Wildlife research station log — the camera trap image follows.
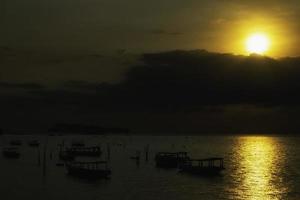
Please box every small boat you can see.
[71,140,85,147]
[65,146,101,157]
[2,147,20,158]
[10,140,22,146]
[179,157,225,175]
[65,161,111,179]
[28,140,40,147]
[130,156,140,160]
[155,152,189,168]
[130,150,140,161]
[59,151,75,161]
[56,163,65,167]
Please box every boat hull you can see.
[66,167,111,179]
[2,151,20,158]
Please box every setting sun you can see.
[246,33,270,54]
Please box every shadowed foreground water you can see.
[0,135,300,200]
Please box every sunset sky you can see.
[1,0,300,57]
[1,1,300,132]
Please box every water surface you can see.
[1,135,299,199]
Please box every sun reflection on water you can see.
[236,136,287,200]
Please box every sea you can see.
[0,134,300,200]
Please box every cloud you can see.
[119,50,300,109]
[5,49,300,110]
[2,50,300,133]
[0,81,44,90]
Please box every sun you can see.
[246,33,270,55]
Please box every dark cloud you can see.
[0,81,44,90]
[120,50,300,109]
[2,50,300,133]
[4,49,300,110]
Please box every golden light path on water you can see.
[236,136,287,200]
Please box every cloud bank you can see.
[2,50,300,133]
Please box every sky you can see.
[1,0,300,55]
[0,0,300,85]
[1,1,300,133]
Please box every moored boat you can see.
[155,152,189,168]
[2,147,20,158]
[65,161,111,179]
[59,150,75,161]
[65,146,101,157]
[28,140,40,147]
[10,140,22,146]
[71,140,85,147]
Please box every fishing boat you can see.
[179,157,225,175]
[56,162,65,167]
[130,150,140,161]
[65,146,101,157]
[65,161,111,179]
[2,147,20,158]
[71,140,85,147]
[155,152,189,168]
[10,140,22,146]
[28,140,40,147]
[59,150,75,161]
[130,155,140,160]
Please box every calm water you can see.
[1,135,300,200]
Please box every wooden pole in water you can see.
[49,150,52,160]
[43,137,47,177]
[107,143,110,161]
[145,144,149,162]
[136,150,140,166]
[38,148,41,166]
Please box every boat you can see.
[65,161,111,179]
[130,150,140,161]
[155,152,189,168]
[179,157,225,175]
[130,156,140,160]
[10,140,22,146]
[65,146,101,157]
[71,140,85,147]
[59,150,75,161]
[56,162,65,167]
[2,147,20,158]
[28,140,40,147]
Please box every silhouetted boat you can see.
[179,157,225,175]
[59,151,75,161]
[56,162,65,167]
[130,156,140,160]
[130,150,140,161]
[28,140,40,147]
[10,140,22,146]
[71,140,85,147]
[2,147,20,158]
[155,152,189,168]
[65,161,111,179]
[65,146,101,157]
